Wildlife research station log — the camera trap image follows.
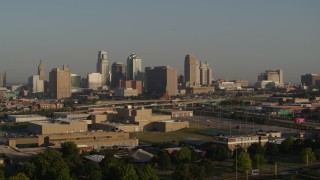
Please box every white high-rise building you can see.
[127,53,142,81]
[87,73,103,90]
[97,51,109,85]
[28,75,44,94]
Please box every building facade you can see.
[119,80,143,95]
[28,75,44,94]
[49,65,71,99]
[87,73,103,90]
[199,61,213,86]
[258,69,283,85]
[301,73,319,87]
[97,51,109,85]
[0,72,6,87]
[184,54,200,87]
[145,66,178,96]
[38,60,45,81]
[71,74,81,88]
[126,53,142,81]
[111,62,126,89]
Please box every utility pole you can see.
[236,148,238,180]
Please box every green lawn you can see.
[130,127,214,144]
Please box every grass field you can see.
[130,127,214,144]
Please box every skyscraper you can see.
[145,66,178,96]
[111,62,126,89]
[38,60,45,81]
[184,54,200,87]
[49,65,71,99]
[0,72,6,87]
[71,74,81,88]
[301,73,319,86]
[87,73,103,90]
[199,61,213,86]
[97,51,109,85]
[127,53,142,81]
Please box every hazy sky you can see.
[0,1,319,84]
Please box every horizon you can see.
[0,1,319,84]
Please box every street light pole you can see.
[236,147,238,180]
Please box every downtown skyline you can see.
[0,1,319,84]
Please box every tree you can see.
[213,145,229,165]
[301,148,316,165]
[61,141,80,160]
[200,159,214,177]
[27,149,71,180]
[293,139,305,153]
[60,142,82,177]
[22,162,36,179]
[120,164,138,180]
[280,137,294,154]
[237,152,252,175]
[247,143,265,157]
[9,173,29,180]
[304,138,315,149]
[83,161,102,180]
[174,147,192,164]
[232,147,246,159]
[172,164,192,180]
[139,165,159,180]
[315,149,320,161]
[265,143,279,158]
[0,165,4,180]
[190,164,205,180]
[252,154,266,169]
[100,156,122,180]
[156,150,172,168]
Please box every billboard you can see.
[295,118,305,124]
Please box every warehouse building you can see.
[8,115,47,123]
[28,119,88,135]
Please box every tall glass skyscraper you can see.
[126,53,142,81]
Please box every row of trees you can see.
[4,142,159,180]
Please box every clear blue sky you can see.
[0,0,319,84]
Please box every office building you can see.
[87,73,103,90]
[127,53,142,81]
[213,135,268,152]
[257,70,286,89]
[119,80,143,95]
[8,115,47,123]
[184,54,200,87]
[38,60,45,81]
[316,80,320,89]
[114,88,138,97]
[199,61,213,86]
[28,75,44,94]
[145,66,178,96]
[49,65,71,99]
[111,62,126,89]
[71,74,81,88]
[258,69,283,84]
[96,51,109,85]
[8,131,138,150]
[0,72,6,87]
[301,73,319,86]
